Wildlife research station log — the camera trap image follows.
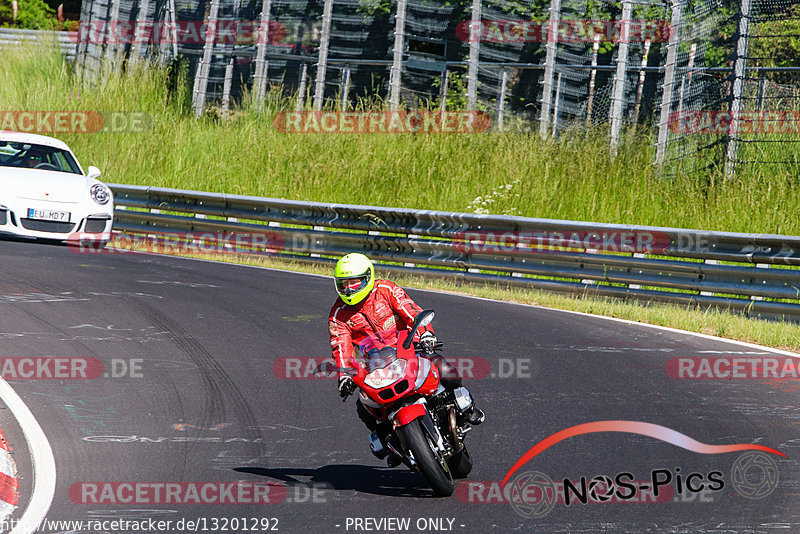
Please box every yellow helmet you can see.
[334,253,375,305]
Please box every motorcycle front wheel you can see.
[397,419,455,496]
[447,445,473,478]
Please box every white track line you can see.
[0,379,56,534]
[126,250,800,358]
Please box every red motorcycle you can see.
[321,310,476,496]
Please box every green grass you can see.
[2,43,800,351]
[1,43,798,235]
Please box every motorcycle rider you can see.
[329,252,485,466]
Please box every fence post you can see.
[726,0,752,177]
[552,72,563,138]
[497,69,508,131]
[466,0,481,110]
[296,63,308,111]
[130,0,151,64]
[340,67,351,110]
[655,0,682,165]
[677,42,696,119]
[633,39,651,126]
[389,0,407,111]
[103,0,122,73]
[755,71,766,111]
[586,34,600,125]
[439,69,450,111]
[313,0,334,111]
[221,57,234,119]
[253,0,273,105]
[167,0,178,58]
[192,0,221,118]
[609,0,633,155]
[539,0,561,138]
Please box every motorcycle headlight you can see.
[90,184,111,205]
[364,359,407,389]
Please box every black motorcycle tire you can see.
[398,419,455,496]
[447,446,473,478]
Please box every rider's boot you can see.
[453,386,485,426]
[369,428,403,467]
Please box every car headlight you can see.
[364,359,407,389]
[90,184,111,205]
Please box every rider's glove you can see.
[419,331,437,352]
[338,376,356,400]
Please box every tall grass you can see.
[2,42,799,235]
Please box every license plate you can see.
[27,208,71,222]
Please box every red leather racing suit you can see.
[328,279,433,379]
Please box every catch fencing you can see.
[107,183,800,321]
[6,0,796,175]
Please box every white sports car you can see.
[0,131,113,245]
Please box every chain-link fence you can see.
[73,0,800,173]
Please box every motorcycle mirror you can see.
[403,309,435,350]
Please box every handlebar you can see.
[414,340,444,353]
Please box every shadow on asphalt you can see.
[235,465,440,498]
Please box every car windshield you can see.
[0,141,82,174]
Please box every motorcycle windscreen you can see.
[354,327,401,372]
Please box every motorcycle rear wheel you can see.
[398,419,455,496]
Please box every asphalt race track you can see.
[0,238,797,533]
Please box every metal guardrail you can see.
[0,28,78,61]
[107,183,800,320]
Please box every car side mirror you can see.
[87,166,102,179]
